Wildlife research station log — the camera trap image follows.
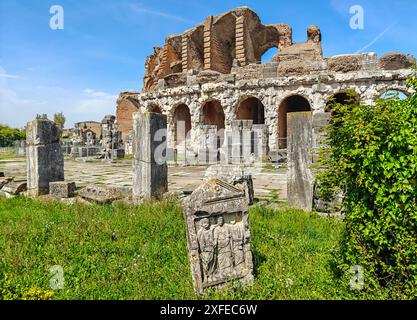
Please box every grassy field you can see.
[0,153,24,160]
[0,196,362,300]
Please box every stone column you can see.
[132,112,168,200]
[198,125,217,164]
[231,120,243,164]
[287,112,313,212]
[253,124,269,162]
[241,120,253,164]
[26,119,64,197]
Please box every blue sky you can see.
[1,0,416,129]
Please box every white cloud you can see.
[0,66,117,128]
[0,73,20,79]
[74,89,117,115]
[129,3,196,24]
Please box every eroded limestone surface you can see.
[182,178,253,294]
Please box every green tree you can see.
[317,74,417,298]
[53,112,66,129]
[0,125,26,147]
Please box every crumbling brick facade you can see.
[116,7,416,159]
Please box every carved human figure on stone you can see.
[213,216,233,277]
[229,219,245,270]
[197,218,216,282]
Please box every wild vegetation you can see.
[317,75,417,299]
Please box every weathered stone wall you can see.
[135,67,414,155]
[119,7,416,159]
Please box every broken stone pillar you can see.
[198,125,218,164]
[252,124,269,162]
[182,178,254,295]
[26,119,64,197]
[230,120,256,164]
[132,112,168,200]
[241,120,253,164]
[287,112,313,212]
[231,120,243,164]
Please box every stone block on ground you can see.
[78,186,124,204]
[1,180,27,195]
[49,181,76,198]
[0,177,13,189]
[182,178,254,295]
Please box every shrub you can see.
[317,75,417,298]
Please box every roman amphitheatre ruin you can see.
[1,6,415,203]
[116,6,415,160]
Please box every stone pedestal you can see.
[287,112,313,212]
[26,119,64,197]
[132,112,168,200]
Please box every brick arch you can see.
[201,99,225,130]
[278,94,312,149]
[173,103,192,145]
[148,104,163,113]
[236,96,265,124]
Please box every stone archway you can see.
[237,97,265,124]
[173,104,192,145]
[379,89,409,100]
[278,95,311,149]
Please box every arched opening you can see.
[379,89,408,100]
[326,91,360,113]
[278,95,311,149]
[261,47,278,64]
[173,104,191,145]
[237,97,265,124]
[150,105,162,113]
[201,100,225,130]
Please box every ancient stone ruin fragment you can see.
[182,178,253,294]
[26,119,64,197]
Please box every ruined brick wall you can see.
[128,7,416,158]
[116,93,140,142]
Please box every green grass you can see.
[0,196,359,300]
[0,154,23,160]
